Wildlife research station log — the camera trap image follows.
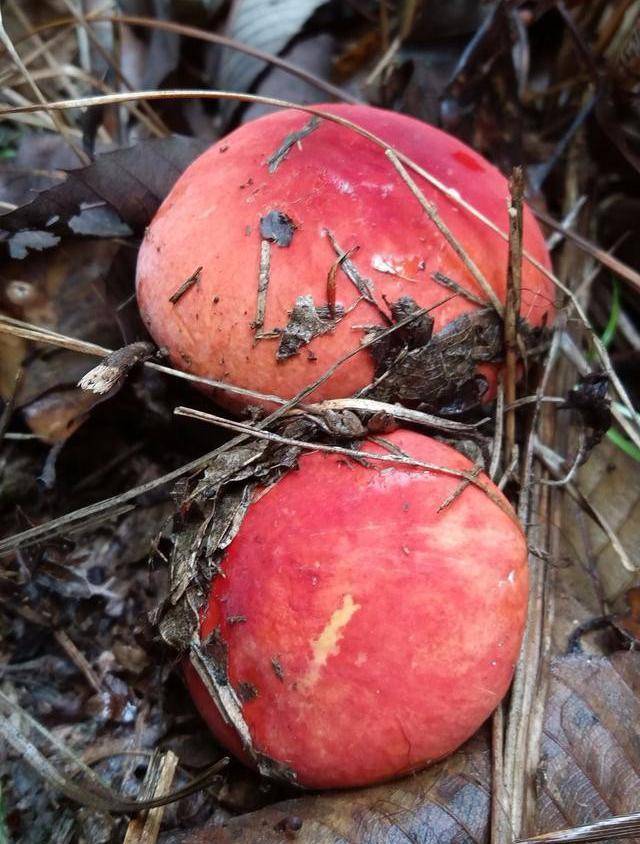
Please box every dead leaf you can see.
[532,652,640,841]
[22,387,101,444]
[215,0,331,121]
[613,587,640,647]
[158,732,491,843]
[0,135,208,259]
[0,240,122,404]
[242,35,335,124]
[561,436,640,610]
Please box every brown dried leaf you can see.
[0,240,126,446]
[0,135,207,259]
[561,436,640,611]
[613,587,640,647]
[159,732,491,843]
[22,387,101,444]
[532,652,640,840]
[215,0,330,120]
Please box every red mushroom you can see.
[184,429,528,789]
[136,104,554,413]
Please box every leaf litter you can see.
[1,1,640,842]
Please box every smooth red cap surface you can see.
[184,429,528,789]
[136,104,554,411]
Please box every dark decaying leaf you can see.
[0,136,208,259]
[613,586,640,649]
[366,303,502,414]
[157,438,302,655]
[244,38,333,125]
[364,300,550,414]
[259,210,297,247]
[215,0,331,120]
[158,731,491,844]
[565,373,612,452]
[532,652,640,841]
[276,295,344,360]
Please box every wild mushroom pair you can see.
[136,105,554,789]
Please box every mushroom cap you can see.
[137,104,554,411]
[184,428,528,789]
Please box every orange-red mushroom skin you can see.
[136,105,554,412]
[184,430,528,789]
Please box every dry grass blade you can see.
[385,148,504,314]
[535,209,640,293]
[0,301,443,554]
[23,12,361,106]
[516,812,640,843]
[0,315,287,407]
[0,6,88,164]
[0,316,483,439]
[0,690,227,813]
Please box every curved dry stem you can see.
[8,12,360,106]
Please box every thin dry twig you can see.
[53,629,101,693]
[436,463,482,513]
[324,229,384,316]
[490,378,505,481]
[385,149,504,314]
[505,167,524,464]
[432,271,487,306]
[491,704,508,844]
[300,397,490,435]
[501,323,563,842]
[253,240,271,336]
[169,266,202,305]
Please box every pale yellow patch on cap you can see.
[301,594,361,688]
